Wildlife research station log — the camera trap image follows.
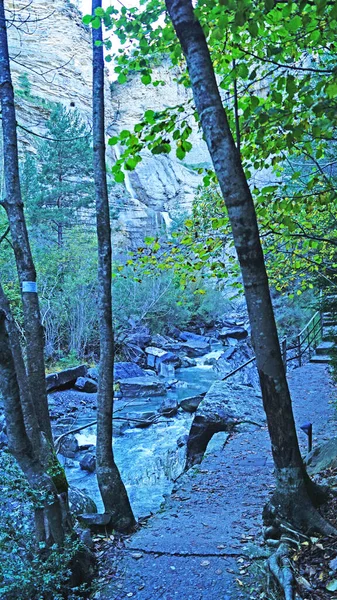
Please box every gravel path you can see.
[97,364,337,600]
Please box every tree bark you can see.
[0,311,66,545]
[165,0,335,534]
[92,0,135,532]
[0,0,51,441]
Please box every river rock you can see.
[87,367,99,381]
[77,513,112,530]
[114,362,146,380]
[80,452,96,473]
[177,434,189,447]
[219,326,248,341]
[180,394,205,413]
[179,331,210,344]
[125,328,151,349]
[181,340,210,357]
[59,434,79,459]
[186,381,264,468]
[46,364,87,392]
[74,377,98,393]
[180,356,197,368]
[118,376,166,397]
[68,486,97,515]
[159,398,179,417]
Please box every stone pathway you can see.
[97,364,337,600]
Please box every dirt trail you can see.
[97,364,337,600]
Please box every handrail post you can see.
[281,338,287,373]
[297,334,302,367]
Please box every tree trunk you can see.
[92,0,135,532]
[0,0,51,442]
[165,0,335,534]
[0,311,66,545]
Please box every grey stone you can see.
[74,377,98,393]
[179,331,210,344]
[159,398,179,418]
[87,367,99,381]
[306,438,337,475]
[219,326,248,341]
[46,364,87,392]
[80,452,96,473]
[68,486,97,515]
[180,356,197,368]
[127,411,157,428]
[80,528,94,549]
[118,376,167,397]
[186,381,264,468]
[59,434,79,459]
[114,362,146,380]
[180,394,205,413]
[77,513,112,530]
[181,340,210,357]
[177,434,189,448]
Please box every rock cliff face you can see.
[4,0,208,248]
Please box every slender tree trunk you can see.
[166,0,334,534]
[0,0,51,441]
[92,0,135,532]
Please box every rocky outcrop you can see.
[186,381,264,468]
[118,376,166,397]
[46,365,87,392]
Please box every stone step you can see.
[310,354,333,364]
[322,326,337,339]
[315,341,335,355]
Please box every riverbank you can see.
[94,363,337,600]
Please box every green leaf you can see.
[82,14,92,25]
[176,146,186,160]
[91,16,101,29]
[117,73,127,84]
[248,21,258,37]
[114,171,125,183]
[94,7,105,17]
[326,82,337,98]
[287,15,302,32]
[141,74,152,85]
[108,136,119,146]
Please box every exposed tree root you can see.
[267,542,298,600]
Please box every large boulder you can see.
[179,393,205,413]
[80,452,96,473]
[74,377,98,393]
[219,325,248,341]
[186,381,264,468]
[46,364,87,392]
[179,331,210,344]
[118,376,166,397]
[59,434,79,459]
[68,486,97,515]
[181,340,210,357]
[125,329,151,349]
[114,362,146,380]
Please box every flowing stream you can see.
[59,349,223,518]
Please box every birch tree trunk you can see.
[92,0,135,532]
[165,0,334,534]
[0,0,51,442]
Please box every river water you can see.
[59,349,224,517]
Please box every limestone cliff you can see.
[4,0,208,248]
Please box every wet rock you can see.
[125,329,151,349]
[74,377,98,393]
[180,331,210,344]
[180,356,197,368]
[80,528,94,550]
[46,364,87,392]
[80,452,96,473]
[181,340,210,357]
[68,486,97,515]
[78,443,96,452]
[118,376,166,397]
[180,394,205,413]
[186,381,264,468]
[59,434,79,459]
[127,411,157,428]
[159,398,179,418]
[87,367,99,381]
[177,434,189,448]
[114,362,146,380]
[219,326,248,341]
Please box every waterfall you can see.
[161,211,173,231]
[114,144,138,200]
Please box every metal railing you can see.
[281,310,323,372]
